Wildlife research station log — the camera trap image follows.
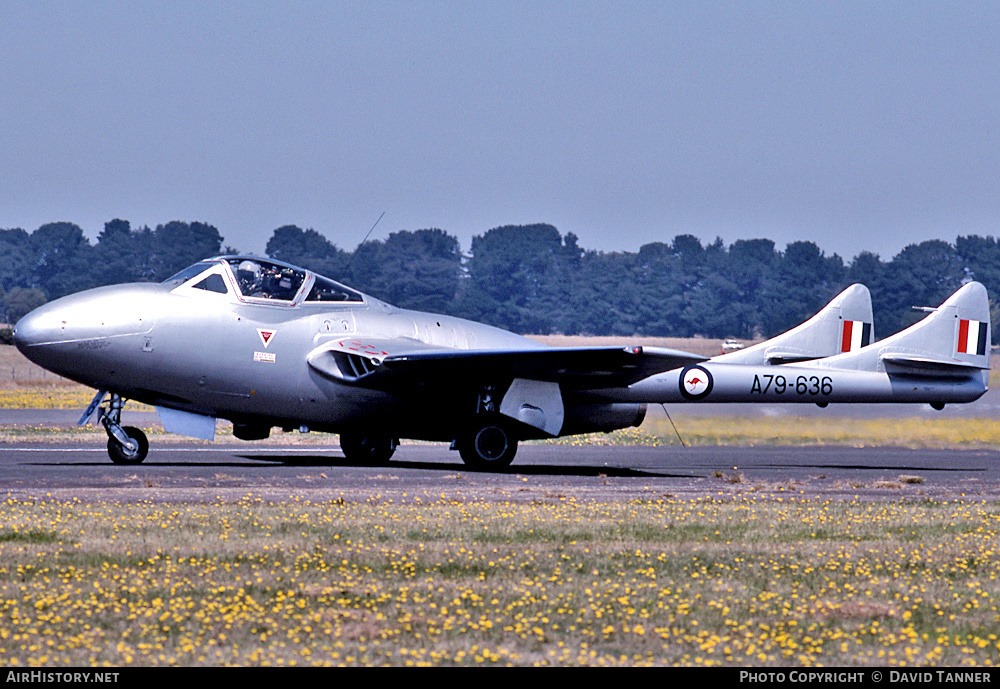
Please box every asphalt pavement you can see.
[1,441,998,503]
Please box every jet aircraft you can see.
[12,256,990,469]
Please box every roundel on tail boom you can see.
[679,365,714,400]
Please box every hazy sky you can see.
[3,1,999,261]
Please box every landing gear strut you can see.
[98,393,149,464]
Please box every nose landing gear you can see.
[85,391,149,464]
[106,424,149,465]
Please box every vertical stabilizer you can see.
[714,283,873,365]
[817,281,991,374]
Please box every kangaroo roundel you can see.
[679,365,714,400]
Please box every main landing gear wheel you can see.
[458,423,518,470]
[107,426,149,465]
[339,432,397,465]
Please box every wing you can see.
[306,337,705,389]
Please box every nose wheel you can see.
[107,426,149,464]
[91,392,150,464]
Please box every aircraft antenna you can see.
[344,211,386,274]
[660,403,687,447]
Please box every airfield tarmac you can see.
[2,438,1000,504]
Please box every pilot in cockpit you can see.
[236,260,263,296]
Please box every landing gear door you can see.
[499,378,564,437]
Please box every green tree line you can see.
[3,219,1000,342]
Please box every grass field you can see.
[0,495,998,666]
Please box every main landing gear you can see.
[87,391,149,464]
[339,431,397,465]
[452,386,519,470]
[455,421,518,470]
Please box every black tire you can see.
[339,432,396,465]
[458,423,517,470]
[107,426,149,465]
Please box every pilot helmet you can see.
[237,260,261,291]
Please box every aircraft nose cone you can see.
[14,285,159,352]
[12,290,101,360]
[13,306,62,353]
[13,285,161,372]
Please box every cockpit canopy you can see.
[228,258,305,300]
[163,256,364,304]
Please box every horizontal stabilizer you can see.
[764,352,821,365]
[881,355,986,370]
